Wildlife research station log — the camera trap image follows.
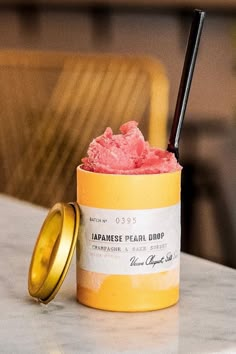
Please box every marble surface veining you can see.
[0,194,236,354]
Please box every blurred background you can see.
[0,0,235,268]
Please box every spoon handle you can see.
[167,9,206,160]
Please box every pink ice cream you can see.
[82,121,181,174]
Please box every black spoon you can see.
[167,9,206,160]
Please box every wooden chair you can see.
[0,50,169,207]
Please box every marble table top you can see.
[0,194,236,354]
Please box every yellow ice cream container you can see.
[76,166,181,311]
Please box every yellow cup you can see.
[76,166,181,312]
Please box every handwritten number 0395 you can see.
[115,217,136,224]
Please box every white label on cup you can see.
[78,203,180,275]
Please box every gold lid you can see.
[28,202,79,304]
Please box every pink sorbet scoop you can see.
[82,121,181,174]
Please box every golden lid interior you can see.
[28,202,79,304]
